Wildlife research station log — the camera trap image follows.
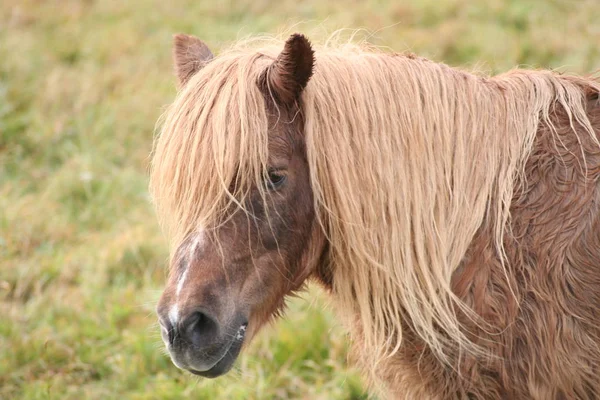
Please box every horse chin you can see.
[186,323,247,378]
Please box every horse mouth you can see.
[187,323,247,378]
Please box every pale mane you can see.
[149,36,600,383]
[150,48,273,249]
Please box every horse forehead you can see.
[187,230,206,259]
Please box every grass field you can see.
[1,0,599,399]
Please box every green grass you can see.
[1,0,599,398]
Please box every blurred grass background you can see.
[1,0,599,399]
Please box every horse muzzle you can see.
[158,307,248,378]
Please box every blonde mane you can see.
[150,36,600,386]
[150,48,273,249]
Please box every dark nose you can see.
[158,308,220,348]
[179,310,220,348]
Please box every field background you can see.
[1,0,599,399]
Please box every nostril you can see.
[182,310,219,347]
[159,318,176,346]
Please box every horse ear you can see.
[259,33,314,105]
[173,34,214,86]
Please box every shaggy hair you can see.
[150,36,600,398]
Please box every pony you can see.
[149,32,600,399]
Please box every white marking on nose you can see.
[174,230,205,297]
[169,305,179,326]
[176,269,188,297]
[170,229,206,326]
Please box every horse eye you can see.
[266,170,286,190]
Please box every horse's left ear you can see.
[259,33,314,105]
[173,34,214,87]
